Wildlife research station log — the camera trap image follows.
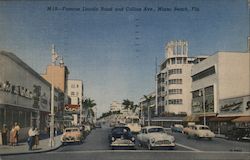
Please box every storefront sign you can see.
[219,97,243,114]
[0,80,33,99]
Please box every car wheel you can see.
[147,142,152,150]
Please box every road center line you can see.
[175,143,201,152]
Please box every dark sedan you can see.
[225,127,250,141]
[108,126,136,149]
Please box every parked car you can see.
[225,127,250,141]
[186,125,215,140]
[108,126,136,149]
[61,127,83,145]
[183,124,195,135]
[137,126,175,150]
[171,124,184,133]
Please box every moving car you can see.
[108,126,136,149]
[225,127,250,141]
[125,116,142,134]
[137,126,175,150]
[61,127,83,145]
[186,125,215,140]
[171,124,184,133]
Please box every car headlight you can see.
[131,137,135,142]
[151,138,155,143]
[112,137,115,142]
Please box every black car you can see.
[108,126,136,149]
[225,127,250,141]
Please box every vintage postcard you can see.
[0,0,249,160]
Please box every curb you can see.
[0,143,62,156]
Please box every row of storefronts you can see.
[0,51,68,141]
[141,39,250,133]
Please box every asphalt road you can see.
[1,126,250,160]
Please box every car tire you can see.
[147,142,152,150]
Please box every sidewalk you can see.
[0,135,62,156]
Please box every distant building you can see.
[41,45,70,128]
[110,101,122,112]
[157,40,206,116]
[67,79,84,125]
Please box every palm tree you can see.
[122,99,131,110]
[144,95,153,126]
[83,98,96,122]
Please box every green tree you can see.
[83,98,96,121]
[143,95,153,126]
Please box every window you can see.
[177,58,182,64]
[168,89,182,95]
[168,69,182,76]
[71,84,75,88]
[168,79,182,84]
[71,92,75,96]
[192,66,215,81]
[168,99,183,105]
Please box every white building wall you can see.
[218,52,250,99]
[67,80,83,105]
[163,40,193,115]
[191,52,250,116]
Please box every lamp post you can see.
[201,88,206,126]
[49,84,55,147]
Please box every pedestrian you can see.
[14,122,20,146]
[1,124,8,145]
[34,128,39,149]
[28,126,36,150]
[9,125,17,146]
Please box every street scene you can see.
[0,0,250,160]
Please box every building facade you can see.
[191,51,250,133]
[0,51,51,139]
[67,80,84,125]
[110,101,123,113]
[158,40,201,116]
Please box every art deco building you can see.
[157,40,205,116]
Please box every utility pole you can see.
[155,57,158,116]
[49,84,55,147]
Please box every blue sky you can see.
[0,0,249,117]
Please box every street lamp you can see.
[199,88,206,126]
[49,84,55,147]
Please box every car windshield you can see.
[148,128,164,133]
[112,127,130,133]
[199,126,210,130]
[66,129,79,132]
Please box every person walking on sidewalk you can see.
[1,124,8,145]
[9,125,17,146]
[28,126,36,151]
[14,122,20,146]
[34,128,39,149]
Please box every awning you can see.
[232,116,250,122]
[183,115,200,122]
[209,117,237,122]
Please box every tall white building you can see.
[158,40,206,116]
[67,80,84,125]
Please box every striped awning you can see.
[183,115,200,122]
[209,116,237,122]
[232,116,250,122]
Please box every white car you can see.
[187,125,215,140]
[61,127,83,145]
[137,126,175,150]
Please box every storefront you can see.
[0,51,51,140]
